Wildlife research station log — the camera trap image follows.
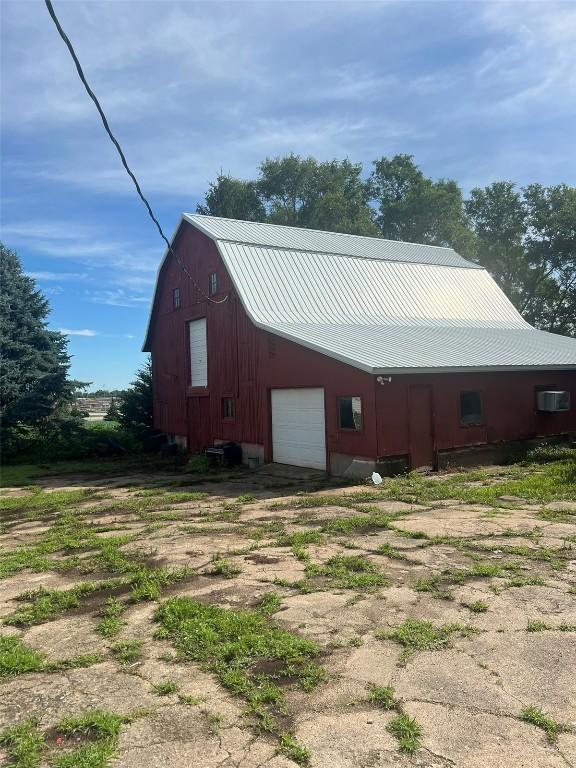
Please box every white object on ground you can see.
[371,471,383,485]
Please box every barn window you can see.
[460,391,483,425]
[173,287,180,309]
[222,397,234,419]
[209,272,218,295]
[338,396,362,430]
[189,318,207,387]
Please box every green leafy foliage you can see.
[197,156,576,336]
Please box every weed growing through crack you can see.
[367,685,398,710]
[153,680,179,696]
[95,599,126,639]
[179,694,202,706]
[461,600,489,613]
[279,734,311,764]
[387,713,422,754]
[0,710,135,768]
[520,706,570,743]
[257,592,282,615]
[304,555,389,591]
[52,710,135,768]
[379,619,476,661]
[376,543,421,564]
[155,597,321,764]
[527,619,549,632]
[4,582,123,628]
[0,635,45,678]
[208,557,241,579]
[111,640,142,666]
[0,718,44,767]
[276,530,323,562]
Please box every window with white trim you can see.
[189,318,207,387]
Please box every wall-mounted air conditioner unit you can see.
[536,391,570,412]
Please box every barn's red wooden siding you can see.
[147,221,576,469]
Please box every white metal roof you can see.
[144,214,576,372]
[185,213,478,269]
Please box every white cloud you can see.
[59,328,98,337]
[27,270,87,281]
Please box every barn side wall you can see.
[374,370,576,470]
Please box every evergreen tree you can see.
[117,358,153,433]
[103,398,120,422]
[0,244,82,453]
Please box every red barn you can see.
[143,215,576,476]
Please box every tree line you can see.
[1,154,574,460]
[198,154,576,336]
[0,244,152,460]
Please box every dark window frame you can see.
[209,272,218,296]
[221,396,234,421]
[337,395,363,432]
[459,390,484,426]
[172,287,181,309]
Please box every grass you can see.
[0,710,133,768]
[155,597,323,762]
[3,581,122,628]
[526,619,576,632]
[386,713,422,754]
[0,635,45,678]
[153,679,179,696]
[376,543,421,563]
[379,619,475,661]
[304,555,389,591]
[110,640,142,666]
[275,530,323,562]
[0,634,102,679]
[258,592,282,614]
[0,488,100,519]
[52,710,133,768]
[367,684,398,710]
[0,719,44,768]
[527,619,549,632]
[461,600,489,613]
[95,599,126,638]
[520,706,570,743]
[279,734,311,765]
[208,557,241,579]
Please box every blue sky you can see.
[2,1,575,389]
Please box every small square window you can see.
[173,287,180,309]
[460,391,483,425]
[338,396,362,430]
[222,397,234,419]
[209,272,218,295]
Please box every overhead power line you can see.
[44,0,228,305]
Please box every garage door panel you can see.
[271,388,326,470]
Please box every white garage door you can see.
[271,388,326,470]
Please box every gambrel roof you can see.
[144,214,576,373]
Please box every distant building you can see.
[76,397,114,421]
[143,215,576,476]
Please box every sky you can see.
[2,0,575,390]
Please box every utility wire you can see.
[44,0,228,305]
